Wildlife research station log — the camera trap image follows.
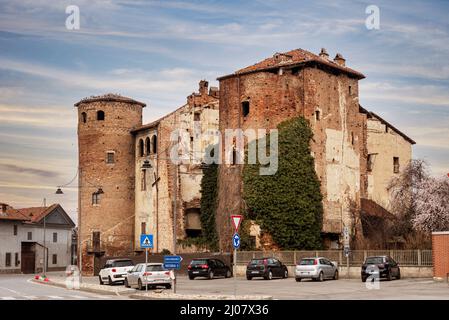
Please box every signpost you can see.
[164,255,182,294]
[140,234,153,291]
[343,227,350,279]
[231,215,242,297]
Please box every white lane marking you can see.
[47,295,64,299]
[0,286,22,295]
[23,296,38,300]
[0,297,17,300]
[67,295,89,300]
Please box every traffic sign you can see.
[232,233,241,249]
[164,255,183,264]
[140,234,153,249]
[344,246,350,257]
[164,263,181,270]
[231,215,243,232]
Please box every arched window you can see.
[138,139,144,157]
[97,110,105,121]
[145,137,151,155]
[81,112,87,123]
[152,135,157,154]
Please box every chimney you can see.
[334,53,346,66]
[199,80,208,96]
[319,48,329,59]
[1,203,7,215]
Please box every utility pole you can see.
[78,168,83,283]
[43,198,47,276]
[172,162,178,294]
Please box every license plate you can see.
[193,271,199,274]
[251,271,258,274]
[301,272,309,275]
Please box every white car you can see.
[295,257,338,282]
[99,259,135,285]
[125,263,172,290]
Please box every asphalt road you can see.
[0,273,131,300]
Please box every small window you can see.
[5,253,11,267]
[141,170,146,191]
[53,232,58,243]
[97,110,105,121]
[367,154,374,172]
[393,157,400,173]
[138,139,144,157]
[231,148,237,165]
[152,135,157,154]
[106,152,115,164]
[194,112,201,121]
[141,222,146,235]
[351,132,355,145]
[81,112,87,123]
[27,232,32,240]
[315,110,321,121]
[13,225,17,236]
[15,253,19,266]
[349,85,352,95]
[145,137,151,155]
[52,254,57,265]
[92,192,100,205]
[242,101,250,117]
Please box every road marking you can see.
[67,295,89,299]
[47,295,64,300]
[0,297,17,300]
[23,296,38,300]
[0,286,22,295]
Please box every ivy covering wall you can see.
[243,116,323,250]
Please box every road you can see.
[0,273,131,300]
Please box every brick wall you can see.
[432,231,449,279]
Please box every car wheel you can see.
[295,278,301,282]
[318,272,324,282]
[208,271,214,280]
[264,270,273,280]
[124,278,130,288]
[283,270,288,279]
[225,270,232,278]
[361,276,367,282]
[165,284,172,289]
[246,275,252,280]
[396,269,401,280]
[333,270,339,280]
[188,275,195,280]
[99,276,104,285]
[387,271,392,281]
[108,276,114,286]
[138,279,144,290]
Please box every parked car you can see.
[361,256,401,282]
[99,258,134,285]
[295,257,338,282]
[187,258,232,280]
[124,263,172,290]
[246,258,288,280]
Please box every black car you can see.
[361,256,401,282]
[246,258,288,280]
[187,258,232,280]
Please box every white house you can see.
[0,202,75,274]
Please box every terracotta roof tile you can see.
[74,93,146,107]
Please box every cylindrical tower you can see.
[75,94,145,275]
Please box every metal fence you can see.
[236,250,433,267]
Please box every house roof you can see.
[359,105,416,145]
[0,203,75,227]
[74,93,146,107]
[130,103,187,134]
[217,48,365,80]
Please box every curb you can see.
[130,294,273,300]
[31,279,136,296]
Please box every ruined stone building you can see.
[75,48,414,274]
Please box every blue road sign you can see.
[163,263,181,270]
[164,255,183,264]
[232,233,240,249]
[140,234,153,249]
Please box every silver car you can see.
[295,257,338,282]
[124,263,172,290]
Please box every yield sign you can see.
[231,215,243,232]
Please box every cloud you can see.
[0,163,60,178]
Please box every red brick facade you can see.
[432,232,449,279]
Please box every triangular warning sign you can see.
[143,237,150,245]
[231,215,242,232]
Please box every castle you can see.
[75,48,414,275]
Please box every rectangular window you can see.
[13,225,18,236]
[106,152,115,164]
[194,112,201,121]
[92,192,100,205]
[393,157,400,173]
[141,170,146,191]
[242,101,250,117]
[92,231,101,251]
[52,254,57,265]
[141,222,146,235]
[15,253,19,266]
[5,253,11,267]
[367,154,374,172]
[27,232,32,240]
[315,110,320,121]
[53,232,58,243]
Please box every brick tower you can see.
[75,94,145,275]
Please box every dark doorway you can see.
[21,242,35,274]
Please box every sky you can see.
[0,0,448,222]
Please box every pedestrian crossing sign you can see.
[140,234,153,249]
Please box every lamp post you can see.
[43,197,47,276]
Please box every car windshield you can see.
[250,259,265,265]
[191,259,208,265]
[146,265,165,271]
[299,259,316,265]
[365,257,384,264]
[112,260,134,267]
